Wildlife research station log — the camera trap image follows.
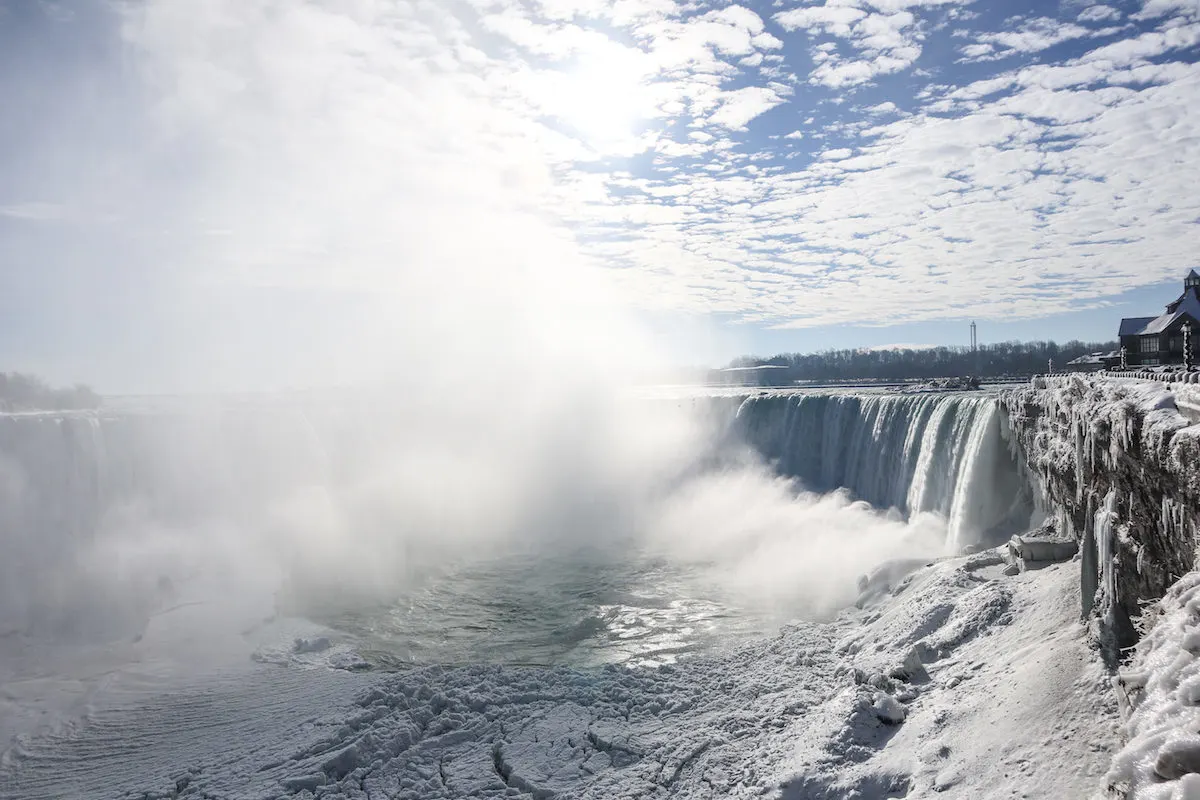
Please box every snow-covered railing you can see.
[1103,370,1200,384]
[1030,373,1200,422]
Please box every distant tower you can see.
[970,321,979,376]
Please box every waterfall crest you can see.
[733,392,1032,549]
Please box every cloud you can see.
[774,4,927,88]
[859,343,938,352]
[6,0,1200,387]
[708,86,787,128]
[1133,0,1200,21]
[0,202,63,221]
[1078,5,1123,23]
[958,16,1116,62]
[819,148,853,160]
[775,6,868,37]
[565,0,1200,330]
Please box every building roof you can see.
[1120,317,1156,336]
[1068,352,1115,365]
[1141,288,1200,334]
[1118,273,1200,337]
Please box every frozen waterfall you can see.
[733,392,1033,549]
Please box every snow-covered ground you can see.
[1106,571,1200,799]
[0,548,1119,799]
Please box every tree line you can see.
[712,340,1118,385]
[0,373,101,411]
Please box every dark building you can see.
[1119,270,1200,367]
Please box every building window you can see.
[1144,358,1161,366]
[1141,336,1160,353]
[1170,336,1185,352]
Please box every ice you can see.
[1106,572,1200,797]
[1002,375,1200,661]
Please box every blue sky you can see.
[2,0,1199,391]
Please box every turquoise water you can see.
[307,546,774,669]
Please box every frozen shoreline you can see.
[0,550,1118,799]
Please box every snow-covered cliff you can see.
[1000,376,1200,663]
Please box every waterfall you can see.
[733,392,1031,549]
[0,407,335,635]
[0,392,1033,635]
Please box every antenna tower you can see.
[970,321,979,376]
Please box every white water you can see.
[734,392,1032,550]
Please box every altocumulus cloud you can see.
[6,0,1200,354]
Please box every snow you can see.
[1002,375,1200,662]
[1106,572,1200,798]
[0,550,1120,799]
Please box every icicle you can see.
[1094,489,1120,634]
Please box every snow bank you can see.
[1106,573,1200,798]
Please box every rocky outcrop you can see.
[1000,376,1200,664]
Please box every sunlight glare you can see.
[551,46,655,153]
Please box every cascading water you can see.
[0,390,1034,666]
[0,407,336,638]
[733,391,1033,550]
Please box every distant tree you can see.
[711,339,1119,386]
[0,373,102,411]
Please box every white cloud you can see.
[774,4,927,87]
[775,6,868,36]
[8,0,1200,378]
[1133,0,1200,21]
[0,202,63,221]
[819,148,853,160]
[959,16,1110,62]
[1081,22,1200,65]
[1077,5,1122,23]
[707,86,787,129]
[752,31,784,50]
[859,343,938,351]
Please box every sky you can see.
[1,0,1200,392]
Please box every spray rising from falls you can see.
[0,392,1036,662]
[732,392,1033,550]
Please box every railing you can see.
[1030,371,1200,422]
[1104,370,1200,384]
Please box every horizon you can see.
[2,1,1199,393]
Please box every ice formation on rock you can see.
[1107,573,1200,798]
[1001,376,1200,662]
